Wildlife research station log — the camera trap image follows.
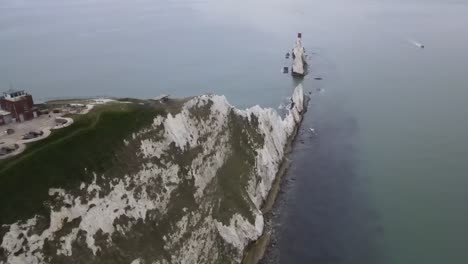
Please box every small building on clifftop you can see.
[0,89,37,124]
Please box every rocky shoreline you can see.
[242,90,309,264]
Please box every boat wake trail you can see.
[407,39,424,49]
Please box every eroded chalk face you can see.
[0,85,304,264]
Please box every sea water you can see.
[2,0,468,263]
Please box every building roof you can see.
[1,90,30,102]
[6,88,22,93]
[153,94,170,101]
[3,89,25,95]
[2,97,25,102]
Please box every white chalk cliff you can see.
[292,38,307,75]
[0,85,304,264]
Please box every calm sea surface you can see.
[1,0,468,263]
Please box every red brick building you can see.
[0,90,37,123]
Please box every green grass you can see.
[0,103,162,225]
[211,112,264,226]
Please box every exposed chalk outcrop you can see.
[0,85,305,264]
[292,36,307,76]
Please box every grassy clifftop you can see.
[0,86,304,263]
[0,102,162,225]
